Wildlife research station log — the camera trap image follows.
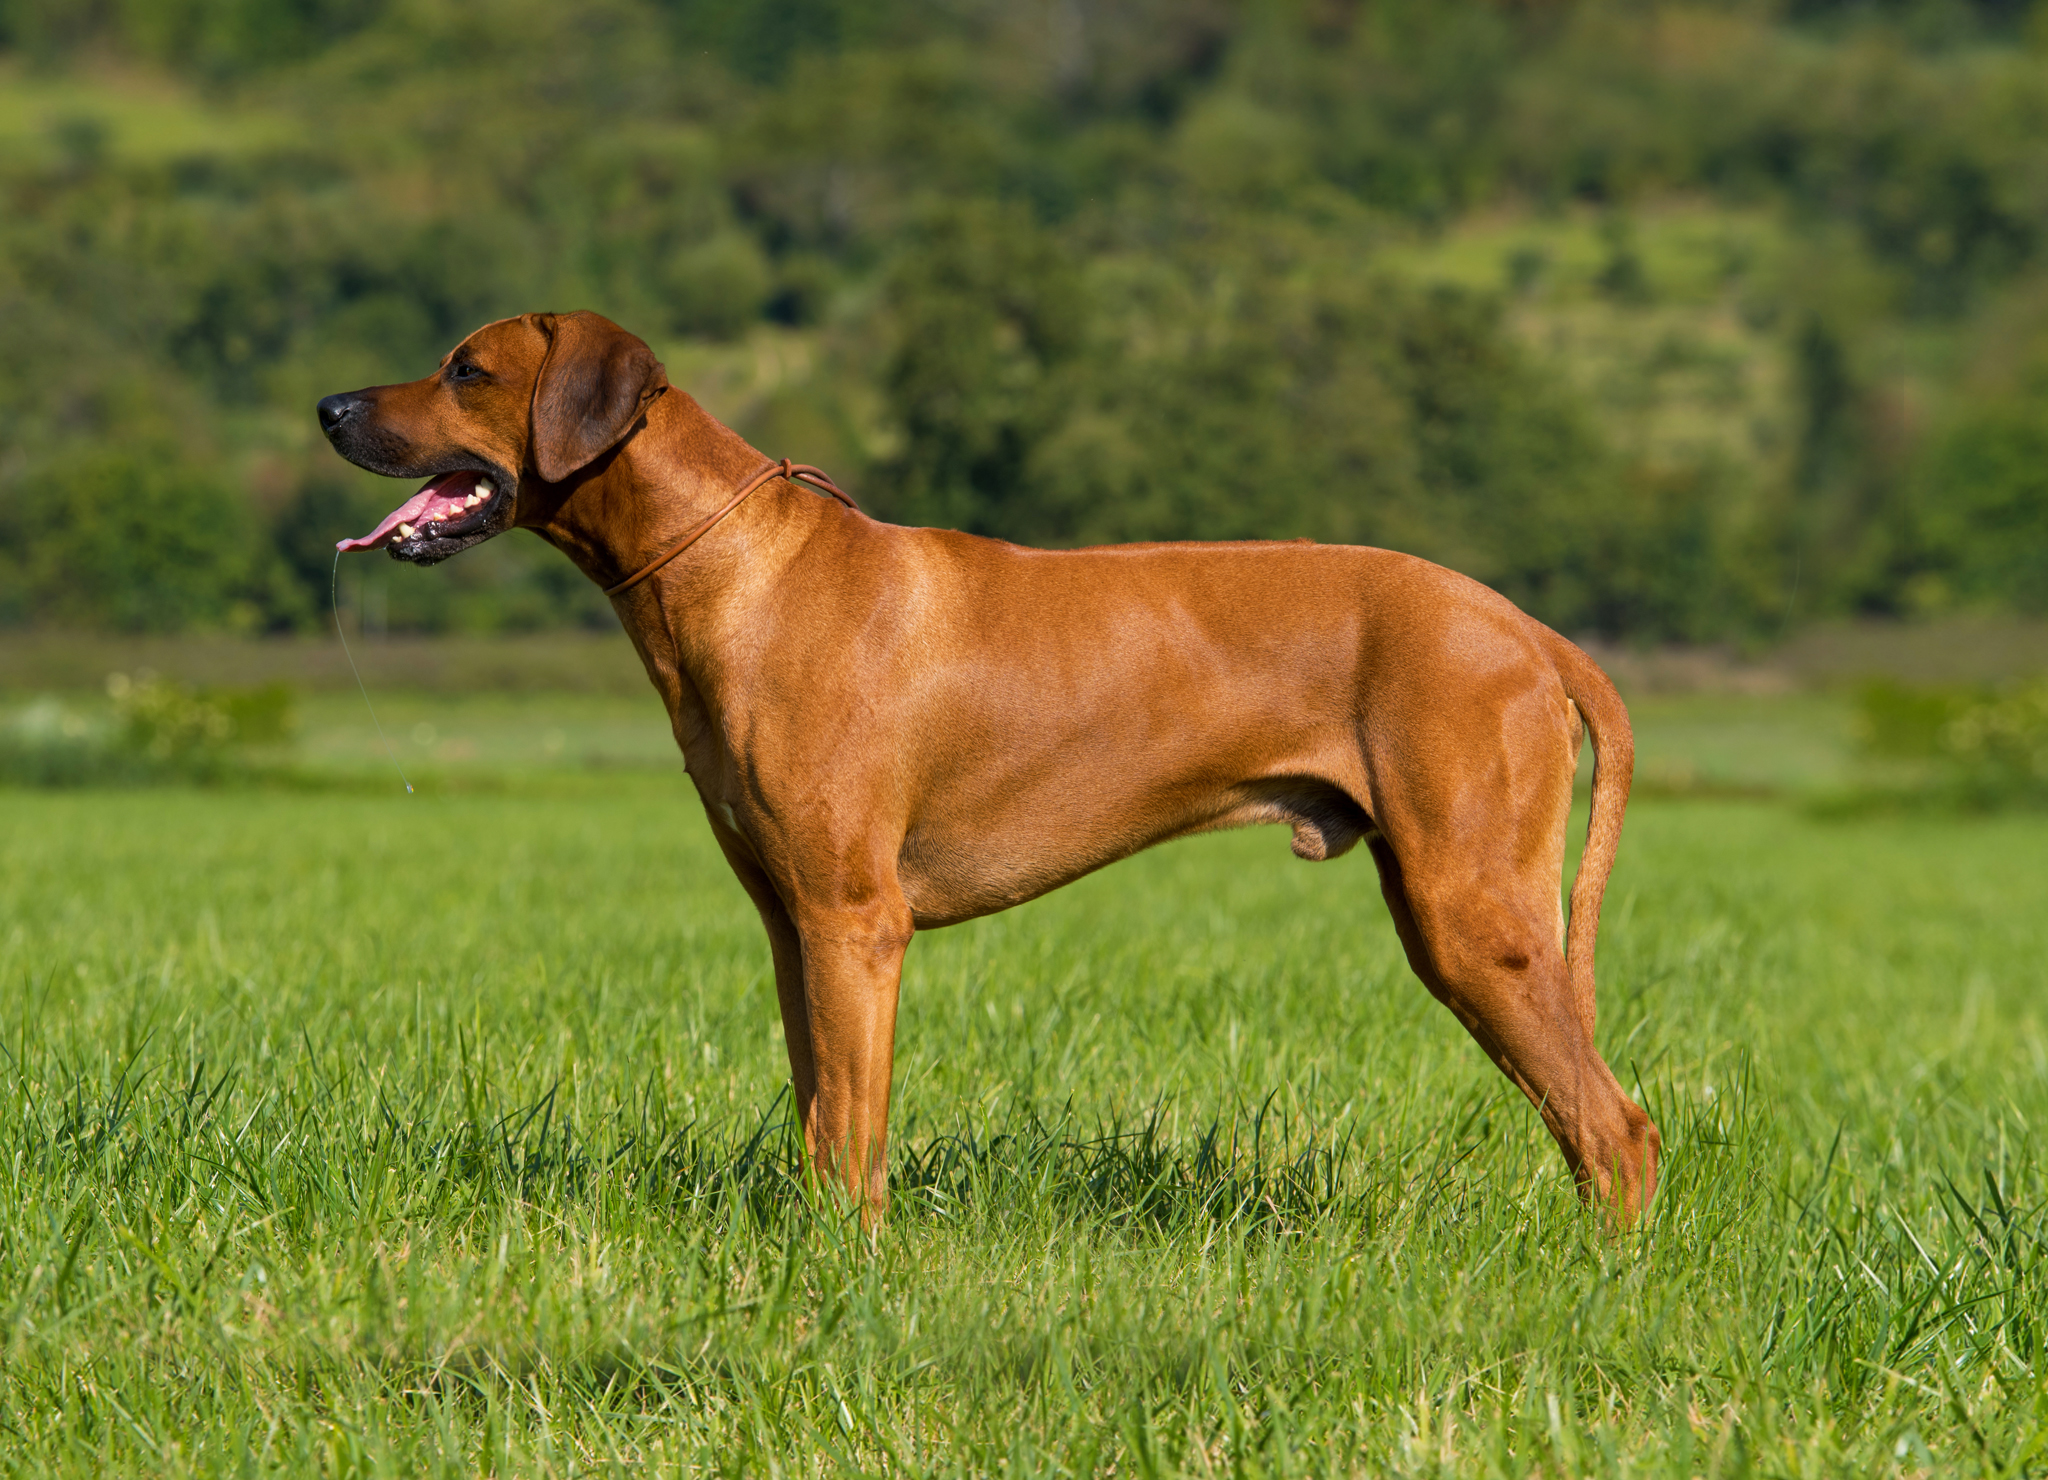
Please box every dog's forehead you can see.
[441,316,542,370]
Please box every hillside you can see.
[3,0,2046,640]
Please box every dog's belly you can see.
[893,737,1378,928]
[896,782,1375,927]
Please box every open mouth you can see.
[335,471,503,555]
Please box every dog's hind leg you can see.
[1353,633,1659,1217]
[1368,835,1658,1221]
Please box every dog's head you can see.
[318,311,668,564]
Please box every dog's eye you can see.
[450,362,482,382]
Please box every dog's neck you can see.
[519,390,756,580]
[520,388,836,764]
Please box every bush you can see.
[1851,676,2048,808]
[0,675,298,787]
[1911,393,2048,613]
[0,449,288,632]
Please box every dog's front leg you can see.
[788,892,914,1218]
[714,842,822,1142]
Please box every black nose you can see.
[317,393,365,435]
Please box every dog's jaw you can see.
[381,465,520,565]
[329,459,522,565]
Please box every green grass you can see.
[1624,693,1858,796]
[9,671,1867,797]
[1,769,2045,1474]
[286,691,684,778]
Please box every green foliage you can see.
[658,0,924,82]
[0,781,2044,1469]
[1854,675,2048,807]
[661,230,772,339]
[0,696,113,785]
[876,200,1087,537]
[1939,679,2048,791]
[877,207,1773,638]
[1854,676,1959,758]
[7,0,2048,638]
[0,673,298,785]
[1912,388,2048,612]
[0,447,294,632]
[108,669,295,754]
[0,0,387,72]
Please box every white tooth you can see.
[475,481,492,496]
[397,523,414,538]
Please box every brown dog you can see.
[318,310,1661,1221]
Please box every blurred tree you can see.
[875,200,1085,536]
[1912,384,2048,611]
[0,448,290,631]
[660,0,895,81]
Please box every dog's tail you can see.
[1536,624,1634,1041]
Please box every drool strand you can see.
[332,550,414,796]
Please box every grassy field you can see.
[1,692,2046,1475]
[0,631,1874,797]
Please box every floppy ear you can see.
[529,311,669,483]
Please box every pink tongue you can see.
[336,473,486,552]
